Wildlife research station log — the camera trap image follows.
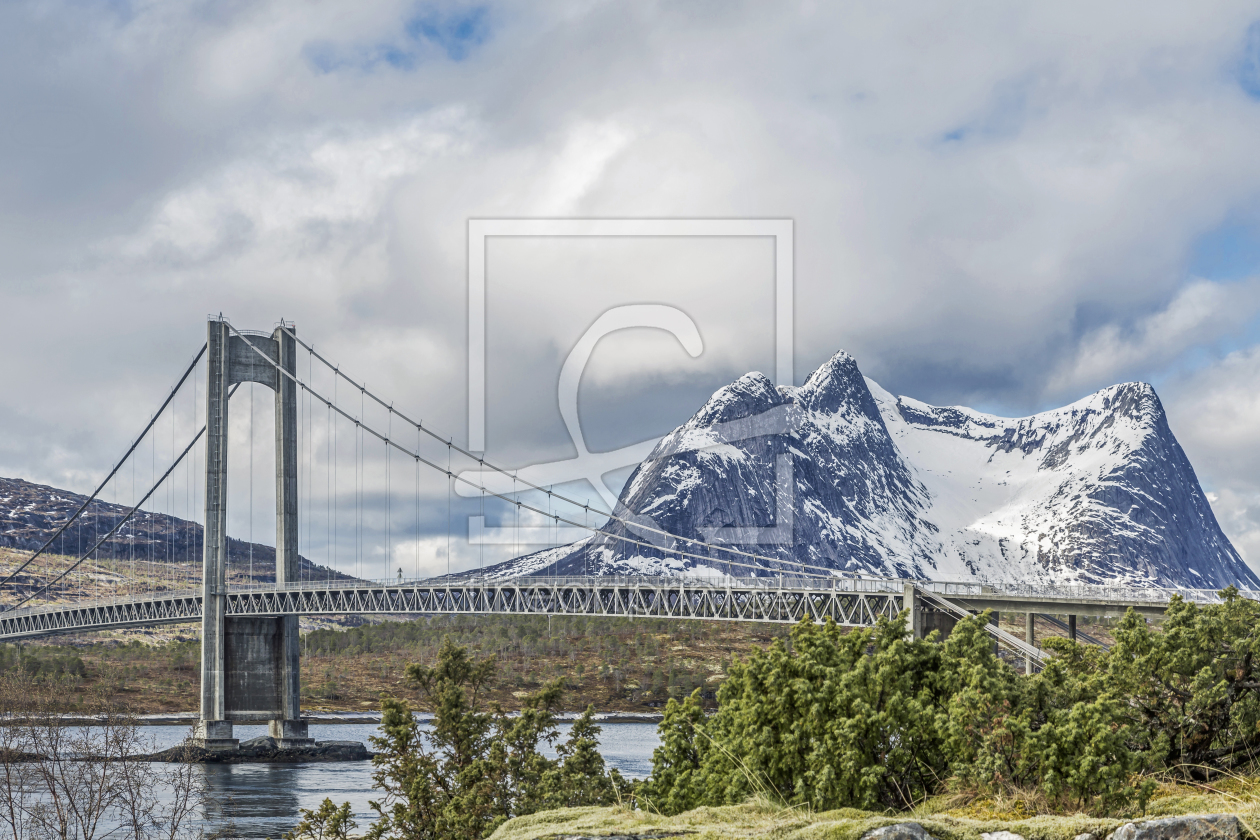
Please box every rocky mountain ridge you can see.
[488,351,1258,589]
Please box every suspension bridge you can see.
[0,317,1236,749]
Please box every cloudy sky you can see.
[6,1,1260,577]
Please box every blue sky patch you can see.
[1189,218,1260,282]
[405,6,490,62]
[304,4,490,74]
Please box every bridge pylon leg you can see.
[270,324,309,747]
[193,319,237,751]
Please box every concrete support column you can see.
[990,611,1000,657]
[1025,613,1036,675]
[1068,614,1077,642]
[195,319,236,750]
[902,583,922,640]
[271,325,310,747]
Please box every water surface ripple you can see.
[134,722,659,838]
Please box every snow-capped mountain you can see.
[486,351,1258,590]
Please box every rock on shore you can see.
[1108,816,1243,840]
[855,816,1246,840]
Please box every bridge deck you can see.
[0,576,1230,642]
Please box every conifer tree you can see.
[538,705,629,808]
[636,689,708,815]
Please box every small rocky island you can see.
[148,735,372,763]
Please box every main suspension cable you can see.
[0,343,207,591]
[272,325,816,576]
[6,382,236,612]
[230,326,830,580]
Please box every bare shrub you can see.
[0,671,206,840]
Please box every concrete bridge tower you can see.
[192,318,309,749]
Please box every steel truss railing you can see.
[0,592,204,639]
[0,576,905,640]
[0,574,1238,642]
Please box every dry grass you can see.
[295,616,790,714]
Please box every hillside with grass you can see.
[3,614,793,713]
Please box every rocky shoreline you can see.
[97,710,664,726]
[0,736,373,764]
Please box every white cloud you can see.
[1047,278,1260,397]
[1164,344,1260,477]
[1201,487,1260,565]
[114,108,474,267]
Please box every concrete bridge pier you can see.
[1025,613,1036,675]
[903,583,921,638]
[903,584,960,640]
[192,320,310,750]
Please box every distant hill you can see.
[0,475,351,583]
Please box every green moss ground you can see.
[489,782,1260,840]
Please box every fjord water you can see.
[137,722,660,839]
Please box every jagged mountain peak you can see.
[796,350,883,420]
[1095,381,1163,427]
[689,371,786,427]
[1023,381,1163,436]
[883,378,1168,468]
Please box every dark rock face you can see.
[487,351,1259,590]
